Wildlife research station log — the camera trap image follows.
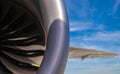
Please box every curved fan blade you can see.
[0,0,45,74]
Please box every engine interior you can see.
[0,0,45,74]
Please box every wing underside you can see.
[69,47,118,60]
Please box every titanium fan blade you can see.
[0,0,45,74]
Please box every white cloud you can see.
[65,59,120,74]
[78,43,104,50]
[70,22,93,31]
[70,21,104,32]
[83,31,120,42]
[70,31,120,52]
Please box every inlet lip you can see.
[37,0,69,74]
[37,19,69,74]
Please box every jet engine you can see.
[0,0,69,74]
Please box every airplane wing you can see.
[69,47,118,60]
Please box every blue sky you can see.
[64,0,120,74]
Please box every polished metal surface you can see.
[37,20,69,74]
[37,0,69,74]
[38,0,68,33]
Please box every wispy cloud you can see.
[83,31,120,42]
[112,0,120,15]
[70,30,120,53]
[70,22,93,31]
[78,42,105,50]
[71,31,120,42]
[66,59,120,74]
[70,21,104,32]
